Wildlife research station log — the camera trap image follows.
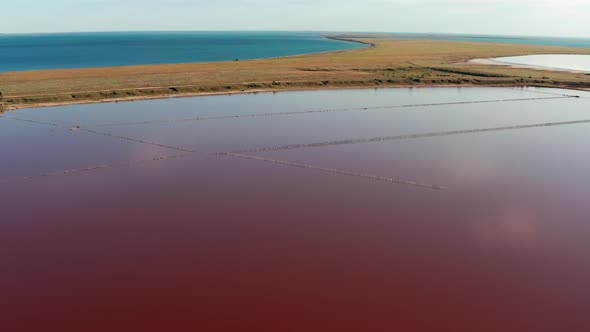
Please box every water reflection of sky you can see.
[2,87,590,331]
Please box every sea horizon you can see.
[1,31,589,73]
[1,30,589,39]
[0,31,366,72]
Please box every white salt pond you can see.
[474,54,590,73]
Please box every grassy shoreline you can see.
[1,36,590,111]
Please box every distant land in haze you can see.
[1,31,589,72]
[349,33,590,49]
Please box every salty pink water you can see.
[2,87,590,331]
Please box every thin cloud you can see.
[1,0,588,37]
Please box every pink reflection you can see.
[475,208,539,249]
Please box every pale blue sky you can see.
[2,0,589,37]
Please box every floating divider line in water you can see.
[80,128,195,153]
[222,119,590,154]
[3,116,196,153]
[226,153,445,190]
[2,115,71,129]
[508,87,581,98]
[89,96,572,127]
[0,154,192,184]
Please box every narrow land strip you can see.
[2,37,590,111]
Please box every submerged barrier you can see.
[226,153,446,191]
[90,96,574,127]
[81,128,195,153]
[5,92,586,186]
[3,116,195,153]
[1,115,196,182]
[224,119,590,154]
[509,87,581,98]
[0,154,191,184]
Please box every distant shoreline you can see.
[2,37,589,112]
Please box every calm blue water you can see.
[1,31,589,73]
[0,31,366,72]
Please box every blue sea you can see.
[0,31,366,72]
[1,31,589,73]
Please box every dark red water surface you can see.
[1,87,590,331]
